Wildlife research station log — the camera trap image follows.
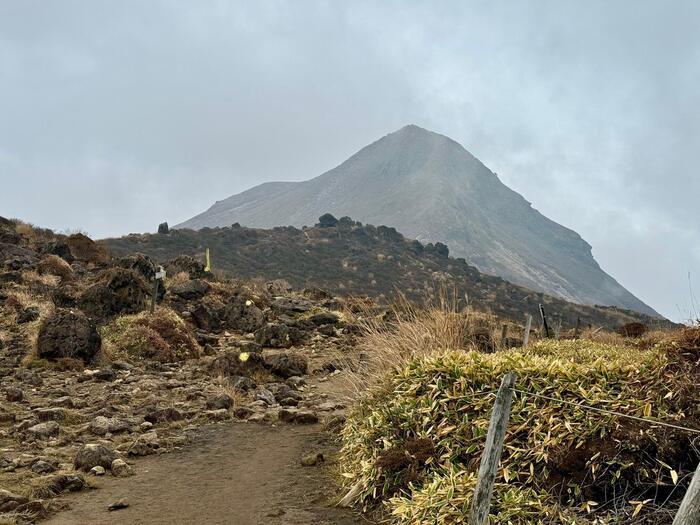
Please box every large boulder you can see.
[74,444,117,472]
[78,268,150,319]
[37,308,101,362]
[65,233,108,264]
[116,253,156,282]
[171,279,210,300]
[224,295,265,333]
[0,242,38,270]
[191,297,224,332]
[164,255,206,279]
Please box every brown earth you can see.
[46,422,367,525]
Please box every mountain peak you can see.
[174,126,659,318]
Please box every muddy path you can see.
[46,422,368,525]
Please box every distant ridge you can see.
[176,125,658,317]
[103,218,664,329]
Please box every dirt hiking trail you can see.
[46,422,367,524]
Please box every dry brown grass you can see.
[165,271,190,288]
[37,254,73,281]
[341,289,507,395]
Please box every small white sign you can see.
[155,268,166,280]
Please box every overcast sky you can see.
[1,1,698,321]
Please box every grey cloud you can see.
[0,0,698,320]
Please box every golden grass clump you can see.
[100,307,201,363]
[36,254,73,281]
[344,293,511,394]
[340,339,699,523]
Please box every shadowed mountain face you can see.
[177,125,658,317]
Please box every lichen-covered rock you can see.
[36,308,101,362]
[74,444,118,472]
[224,295,265,333]
[78,268,150,319]
[264,352,308,378]
[171,279,210,300]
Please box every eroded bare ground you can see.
[45,422,365,525]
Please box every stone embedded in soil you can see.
[31,459,57,474]
[263,352,309,378]
[206,393,233,410]
[90,465,106,476]
[74,444,118,472]
[27,421,60,439]
[254,387,276,405]
[111,458,133,477]
[5,386,23,402]
[300,452,325,467]
[90,416,131,436]
[108,498,130,511]
[233,406,254,419]
[144,407,183,424]
[128,431,160,456]
[171,279,210,300]
[0,489,29,512]
[278,408,319,425]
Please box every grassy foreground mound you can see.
[341,339,700,523]
[100,307,201,363]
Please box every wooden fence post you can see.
[469,372,516,525]
[523,315,532,347]
[539,303,550,338]
[573,317,581,339]
[673,461,700,525]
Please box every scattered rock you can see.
[111,458,133,477]
[108,498,129,511]
[264,353,308,378]
[74,444,118,472]
[5,386,23,402]
[31,459,57,474]
[128,431,160,456]
[254,387,276,406]
[300,452,324,467]
[144,407,183,424]
[90,465,106,476]
[206,393,233,410]
[278,408,319,425]
[90,416,131,436]
[224,295,265,332]
[0,489,29,512]
[27,421,60,439]
[233,406,254,419]
[171,279,210,300]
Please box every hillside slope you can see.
[103,218,661,329]
[177,125,657,317]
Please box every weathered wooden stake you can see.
[500,324,508,342]
[539,303,550,338]
[573,317,581,339]
[469,372,516,525]
[523,314,532,347]
[673,461,700,525]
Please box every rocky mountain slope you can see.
[103,216,662,329]
[177,125,657,317]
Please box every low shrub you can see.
[341,339,699,523]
